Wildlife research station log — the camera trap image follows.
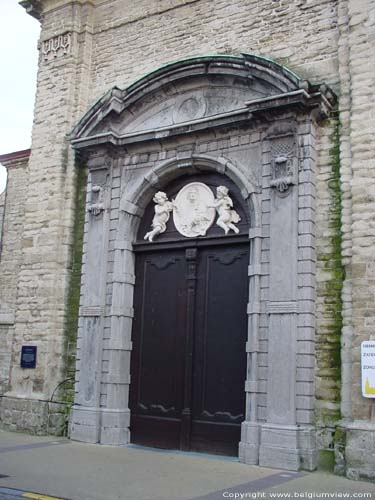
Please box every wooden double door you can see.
[129,241,249,456]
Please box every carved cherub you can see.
[211,185,241,234]
[144,191,173,242]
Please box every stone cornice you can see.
[71,88,334,152]
[19,0,42,20]
[0,149,31,169]
[19,0,95,19]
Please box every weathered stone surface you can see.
[0,191,5,250]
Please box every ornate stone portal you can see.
[69,55,335,472]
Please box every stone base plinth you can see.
[100,408,130,445]
[239,421,260,464]
[259,424,317,471]
[337,421,375,481]
[70,406,130,445]
[70,405,101,443]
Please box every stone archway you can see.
[69,54,334,471]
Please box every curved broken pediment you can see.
[70,53,335,149]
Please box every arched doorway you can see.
[129,173,250,455]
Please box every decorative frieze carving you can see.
[41,32,72,61]
[270,136,297,193]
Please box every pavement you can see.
[0,430,374,500]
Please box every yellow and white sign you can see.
[361,341,375,398]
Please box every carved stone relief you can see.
[173,182,215,238]
[87,170,108,217]
[269,136,297,193]
[41,32,72,61]
[211,186,241,235]
[88,185,105,216]
[144,183,241,240]
[173,95,207,124]
[144,191,173,242]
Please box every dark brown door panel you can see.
[130,243,249,455]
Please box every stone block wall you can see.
[0,191,4,252]
[0,0,374,479]
[91,0,339,98]
[0,152,29,397]
[0,1,95,421]
[0,188,7,394]
[333,0,375,481]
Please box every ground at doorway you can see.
[0,430,374,500]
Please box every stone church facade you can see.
[0,0,375,480]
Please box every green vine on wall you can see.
[317,110,344,413]
[315,109,345,471]
[59,160,87,434]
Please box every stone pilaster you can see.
[70,153,111,442]
[258,127,310,471]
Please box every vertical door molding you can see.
[100,190,144,445]
[239,221,263,465]
[70,156,111,443]
[180,248,198,450]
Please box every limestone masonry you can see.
[0,0,374,480]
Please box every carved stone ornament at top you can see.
[88,185,105,216]
[144,192,173,242]
[42,32,71,61]
[270,137,297,193]
[211,186,241,235]
[173,183,216,238]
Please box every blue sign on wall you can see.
[20,346,37,369]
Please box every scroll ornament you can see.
[144,184,241,241]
